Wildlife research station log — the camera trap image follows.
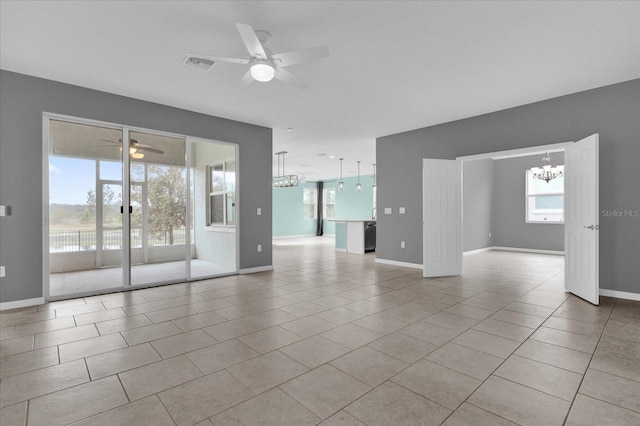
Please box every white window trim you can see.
[525,169,564,224]
[323,188,336,220]
[303,187,317,220]
[207,159,236,227]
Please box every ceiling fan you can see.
[100,138,164,159]
[185,23,329,89]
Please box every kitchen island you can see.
[332,220,376,254]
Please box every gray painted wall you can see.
[462,159,493,252]
[0,70,273,303]
[377,79,640,294]
[492,153,564,251]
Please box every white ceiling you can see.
[1,1,639,181]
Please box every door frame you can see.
[43,112,240,301]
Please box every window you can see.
[526,168,564,223]
[323,188,336,219]
[207,160,235,226]
[303,188,317,219]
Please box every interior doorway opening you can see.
[423,137,599,304]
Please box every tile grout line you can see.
[560,297,617,424]
[435,274,585,424]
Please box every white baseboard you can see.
[375,258,423,270]
[463,247,494,255]
[492,246,564,256]
[272,234,317,240]
[600,289,640,301]
[239,265,274,274]
[335,248,347,253]
[0,297,45,311]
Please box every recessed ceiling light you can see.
[287,128,293,132]
[329,155,335,159]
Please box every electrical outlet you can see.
[399,207,406,214]
[257,244,262,252]
[400,241,405,248]
[0,266,5,277]
[489,232,492,238]
[257,207,262,216]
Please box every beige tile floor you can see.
[1,237,639,425]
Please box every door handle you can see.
[583,224,599,230]
[120,206,133,214]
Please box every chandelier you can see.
[272,151,298,189]
[531,152,564,183]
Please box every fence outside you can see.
[49,227,188,253]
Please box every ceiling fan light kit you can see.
[250,61,275,82]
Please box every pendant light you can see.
[338,158,344,191]
[356,161,362,192]
[272,151,298,188]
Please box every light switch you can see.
[399,207,406,214]
[257,207,262,216]
[400,241,405,248]
[0,205,10,217]
[257,244,262,252]
[384,207,392,215]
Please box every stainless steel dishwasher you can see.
[364,221,376,252]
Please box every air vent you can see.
[184,56,215,71]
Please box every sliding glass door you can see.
[129,131,188,286]
[48,119,124,297]
[46,115,238,300]
[189,138,237,279]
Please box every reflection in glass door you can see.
[48,119,123,297]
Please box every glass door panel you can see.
[190,139,237,279]
[129,131,187,286]
[48,119,123,297]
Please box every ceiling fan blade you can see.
[236,23,267,59]
[239,70,254,88]
[138,146,164,155]
[132,142,163,155]
[187,53,249,65]
[272,46,329,67]
[274,68,310,90]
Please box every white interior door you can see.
[423,159,462,277]
[565,134,599,305]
